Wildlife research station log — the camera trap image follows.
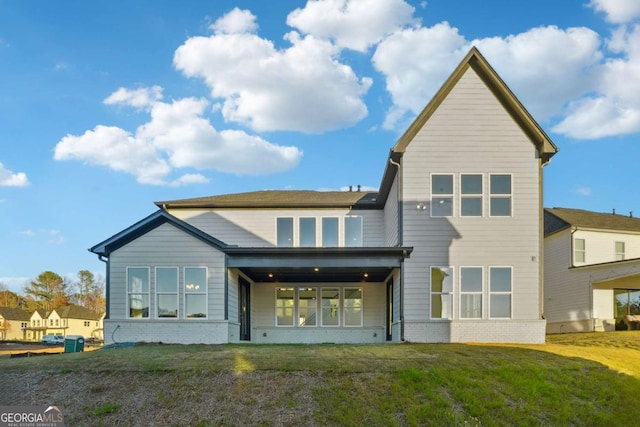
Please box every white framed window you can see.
[276,217,294,247]
[322,217,339,247]
[460,174,483,217]
[184,267,207,319]
[321,288,340,326]
[299,217,316,247]
[615,241,625,261]
[430,267,453,319]
[127,267,150,319]
[489,174,512,217]
[460,267,483,319]
[343,288,363,326]
[156,267,178,318]
[344,216,363,247]
[574,238,586,263]
[431,174,453,217]
[489,267,512,319]
[297,287,317,327]
[276,287,295,326]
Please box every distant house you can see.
[26,309,49,341]
[0,307,30,341]
[23,306,104,341]
[90,47,558,345]
[544,208,640,332]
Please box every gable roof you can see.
[545,207,640,236]
[89,210,228,257]
[0,307,31,321]
[155,190,382,210]
[54,305,102,321]
[391,47,558,162]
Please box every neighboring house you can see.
[0,307,30,341]
[90,47,558,345]
[23,306,104,341]
[544,207,640,333]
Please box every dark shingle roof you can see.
[155,190,381,209]
[54,305,102,321]
[545,207,640,236]
[0,307,31,321]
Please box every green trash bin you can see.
[64,335,85,353]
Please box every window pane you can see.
[575,239,585,251]
[490,295,511,318]
[432,197,453,216]
[186,294,207,318]
[345,216,363,247]
[490,175,511,194]
[298,287,317,326]
[128,268,149,293]
[461,175,482,194]
[277,217,294,247]
[322,217,339,247]
[299,218,316,247]
[344,288,362,326]
[129,294,149,318]
[431,267,453,293]
[461,198,482,216]
[460,294,482,318]
[490,197,511,216]
[431,294,451,319]
[490,268,511,292]
[461,267,482,292]
[432,175,453,194]
[185,267,206,293]
[156,267,177,293]
[322,288,340,326]
[157,295,178,318]
[615,241,624,253]
[276,288,294,326]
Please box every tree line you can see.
[0,270,105,314]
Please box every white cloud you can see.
[588,0,640,24]
[210,7,258,34]
[287,0,417,52]
[20,230,35,237]
[0,162,30,187]
[174,8,371,133]
[54,87,302,184]
[575,187,592,196]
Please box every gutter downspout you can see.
[388,156,405,341]
[98,255,109,320]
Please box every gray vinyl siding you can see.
[384,175,400,246]
[170,208,385,247]
[109,222,226,320]
[401,67,542,327]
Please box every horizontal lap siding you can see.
[171,208,384,247]
[384,176,400,246]
[402,68,542,327]
[109,223,226,321]
[573,230,640,266]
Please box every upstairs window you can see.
[461,174,483,216]
[127,267,150,319]
[322,217,339,247]
[430,267,453,319]
[431,175,453,217]
[615,241,625,261]
[277,217,294,247]
[344,216,363,247]
[574,238,586,263]
[299,217,316,247]
[489,174,512,216]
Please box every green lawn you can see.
[1,332,639,426]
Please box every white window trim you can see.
[183,266,208,320]
[615,241,625,261]
[275,287,295,327]
[276,217,295,247]
[459,266,484,320]
[574,238,586,264]
[155,266,179,320]
[488,173,513,218]
[320,287,341,327]
[297,287,318,327]
[343,287,363,327]
[344,215,364,247]
[127,266,150,320]
[488,266,513,319]
[459,173,484,217]
[430,174,454,218]
[430,266,454,320]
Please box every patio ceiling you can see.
[237,266,393,283]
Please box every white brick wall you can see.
[403,320,546,344]
[252,327,386,344]
[104,320,229,345]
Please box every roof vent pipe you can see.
[631,211,634,218]
[349,185,352,192]
[612,208,616,215]
[357,184,361,192]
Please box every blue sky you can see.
[2,0,640,293]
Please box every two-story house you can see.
[90,47,558,345]
[23,306,104,341]
[544,207,640,332]
[0,307,30,341]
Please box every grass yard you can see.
[1,332,639,426]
